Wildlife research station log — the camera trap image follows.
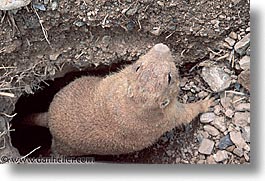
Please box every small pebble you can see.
[213,150,229,162]
[233,147,244,157]
[200,112,215,123]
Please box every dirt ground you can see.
[0,0,250,164]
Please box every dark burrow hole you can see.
[10,62,199,163]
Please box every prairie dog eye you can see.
[136,66,141,72]
[168,73,172,84]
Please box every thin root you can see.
[0,91,15,98]
[33,8,51,45]
[21,146,41,159]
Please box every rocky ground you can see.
[0,0,250,164]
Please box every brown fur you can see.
[31,43,213,156]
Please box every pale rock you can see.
[214,104,223,115]
[206,155,217,164]
[223,42,233,49]
[244,152,250,161]
[49,52,61,61]
[198,91,208,98]
[201,131,209,139]
[202,66,231,92]
[234,103,250,112]
[239,56,250,70]
[234,33,250,56]
[241,126,250,143]
[225,37,236,47]
[220,96,233,110]
[175,157,181,163]
[233,112,250,127]
[238,70,250,91]
[230,131,248,150]
[200,112,215,123]
[225,108,234,118]
[198,139,214,155]
[213,150,229,162]
[229,31,238,40]
[226,145,236,152]
[197,160,206,164]
[232,0,242,5]
[211,116,227,132]
[204,125,219,136]
[246,27,250,32]
[233,147,244,157]
[0,0,31,10]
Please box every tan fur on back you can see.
[47,44,213,156]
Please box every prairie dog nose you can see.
[153,43,170,54]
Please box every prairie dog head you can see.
[126,43,179,110]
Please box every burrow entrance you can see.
[10,62,200,163]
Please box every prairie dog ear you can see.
[160,98,170,109]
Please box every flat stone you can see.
[238,70,250,91]
[219,134,234,150]
[0,0,31,10]
[213,150,229,162]
[220,96,233,110]
[241,126,250,143]
[206,155,217,164]
[233,112,250,127]
[229,31,238,40]
[223,42,233,49]
[233,147,244,157]
[225,108,234,118]
[214,104,223,115]
[239,56,250,70]
[198,139,214,155]
[234,33,250,56]
[202,66,231,92]
[230,131,248,150]
[244,152,250,161]
[204,125,219,136]
[200,112,216,123]
[225,37,236,47]
[211,116,227,132]
[234,103,250,112]
[150,27,161,36]
[226,145,236,152]
[197,160,206,164]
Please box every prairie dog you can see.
[27,43,213,156]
